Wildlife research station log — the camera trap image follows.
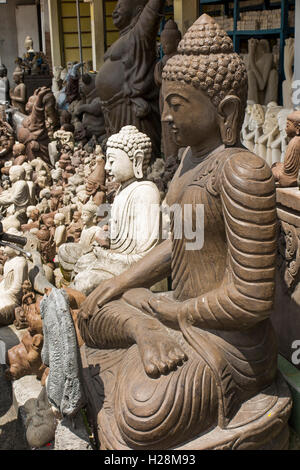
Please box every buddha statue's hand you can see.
[122,288,157,315]
[78,278,125,320]
[148,295,181,329]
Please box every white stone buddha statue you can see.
[0,228,28,326]
[0,165,30,216]
[70,125,161,296]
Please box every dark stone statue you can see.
[95,0,165,159]
[75,73,106,142]
[77,14,292,450]
[17,87,58,166]
[154,19,181,160]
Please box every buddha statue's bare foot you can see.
[134,320,187,378]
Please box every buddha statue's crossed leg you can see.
[78,298,187,379]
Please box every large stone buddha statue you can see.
[77,14,291,450]
[95,0,165,159]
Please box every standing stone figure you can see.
[95,0,166,159]
[10,70,27,114]
[154,19,182,160]
[282,38,294,109]
[247,38,278,105]
[0,64,10,104]
[76,14,291,450]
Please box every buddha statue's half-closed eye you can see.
[77,14,291,450]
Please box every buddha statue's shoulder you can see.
[221,149,275,195]
[124,180,161,203]
[191,147,273,197]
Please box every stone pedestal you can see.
[271,188,300,367]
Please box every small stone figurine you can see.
[272,110,300,187]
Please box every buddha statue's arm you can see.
[137,0,166,39]
[178,153,277,331]
[0,189,13,206]
[80,239,172,317]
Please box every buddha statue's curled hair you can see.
[162,14,248,110]
[107,125,152,171]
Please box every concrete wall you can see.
[0,0,37,83]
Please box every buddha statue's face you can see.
[162,81,221,150]
[286,119,300,138]
[112,0,143,30]
[81,210,94,226]
[9,168,23,184]
[105,147,135,184]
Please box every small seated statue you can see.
[58,201,99,283]
[72,125,161,295]
[0,165,30,217]
[10,70,27,114]
[0,117,15,167]
[85,155,106,206]
[66,210,83,243]
[53,212,67,251]
[12,143,27,166]
[0,228,28,326]
[76,15,291,450]
[272,110,300,187]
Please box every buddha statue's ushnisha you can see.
[77,14,291,450]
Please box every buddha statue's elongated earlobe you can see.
[133,149,145,179]
[217,95,241,147]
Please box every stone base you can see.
[175,373,291,450]
[81,342,292,450]
[278,354,300,437]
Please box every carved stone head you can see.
[286,111,300,138]
[112,0,147,31]
[162,14,248,148]
[160,19,181,56]
[105,125,152,183]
